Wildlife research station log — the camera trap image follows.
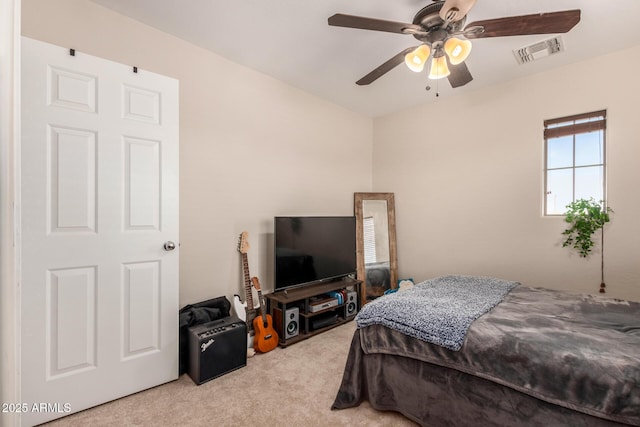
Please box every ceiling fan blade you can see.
[447,61,473,88]
[356,46,418,86]
[465,10,581,39]
[328,13,422,34]
[439,0,477,22]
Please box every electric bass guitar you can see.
[233,232,259,352]
[251,277,279,353]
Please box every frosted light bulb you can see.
[404,45,431,73]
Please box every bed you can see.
[332,275,640,426]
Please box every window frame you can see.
[543,110,607,216]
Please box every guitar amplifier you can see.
[187,316,247,385]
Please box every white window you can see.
[544,110,606,215]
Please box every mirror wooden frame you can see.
[354,192,398,307]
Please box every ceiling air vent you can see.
[513,36,564,65]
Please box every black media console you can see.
[265,278,361,347]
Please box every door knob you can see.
[163,241,176,251]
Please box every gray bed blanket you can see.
[355,285,640,425]
[356,275,519,350]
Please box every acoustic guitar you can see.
[251,277,279,353]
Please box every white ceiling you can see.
[91,0,640,117]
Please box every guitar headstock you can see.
[237,231,250,254]
[251,276,261,291]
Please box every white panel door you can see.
[20,37,179,426]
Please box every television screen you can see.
[274,216,356,291]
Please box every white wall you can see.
[373,45,640,302]
[21,0,373,306]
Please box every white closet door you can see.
[20,37,179,426]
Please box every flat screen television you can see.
[274,216,356,292]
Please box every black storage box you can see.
[179,296,231,375]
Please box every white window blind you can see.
[363,216,377,264]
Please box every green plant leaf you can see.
[561,198,612,258]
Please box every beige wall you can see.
[373,45,640,302]
[21,0,373,305]
[20,0,640,307]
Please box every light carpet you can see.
[42,321,417,426]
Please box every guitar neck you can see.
[256,290,267,322]
[241,253,254,309]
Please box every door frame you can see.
[1,0,21,426]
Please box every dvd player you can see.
[307,296,339,313]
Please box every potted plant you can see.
[561,198,612,293]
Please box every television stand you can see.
[265,278,361,347]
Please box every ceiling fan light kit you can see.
[404,44,431,72]
[404,37,470,78]
[429,52,450,79]
[444,37,472,65]
[328,0,581,90]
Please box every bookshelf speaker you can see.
[345,291,358,319]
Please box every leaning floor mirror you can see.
[354,192,398,306]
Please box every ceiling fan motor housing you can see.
[412,2,466,45]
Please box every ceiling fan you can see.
[328,0,581,88]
